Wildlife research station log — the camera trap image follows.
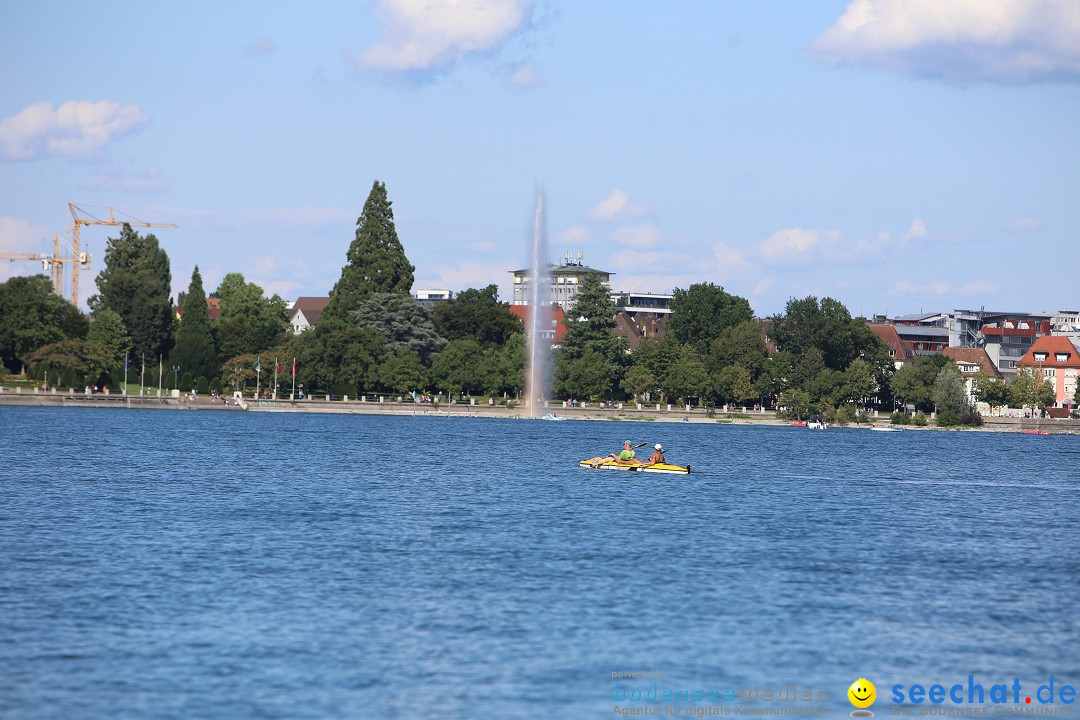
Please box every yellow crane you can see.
[68,203,178,307]
[0,235,63,295]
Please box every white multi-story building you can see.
[510,251,613,309]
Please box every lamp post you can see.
[172,365,180,393]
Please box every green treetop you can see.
[430,284,522,346]
[212,273,288,360]
[0,275,88,373]
[171,266,218,380]
[89,224,174,361]
[324,180,415,322]
[668,283,754,355]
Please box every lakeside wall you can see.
[2,388,1079,434]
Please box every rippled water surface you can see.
[1,407,1077,719]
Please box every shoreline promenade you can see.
[2,388,1078,434]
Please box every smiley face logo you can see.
[848,678,876,709]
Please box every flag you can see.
[291,358,296,377]
[254,359,261,372]
[275,359,283,374]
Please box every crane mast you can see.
[68,203,178,307]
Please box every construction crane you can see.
[68,203,178,307]
[0,235,63,295]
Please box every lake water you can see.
[1,407,1077,719]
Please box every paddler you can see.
[645,443,666,465]
[615,440,642,465]
[587,440,641,466]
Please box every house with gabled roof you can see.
[1017,336,1080,408]
[942,347,1001,405]
[868,324,916,369]
[289,296,330,335]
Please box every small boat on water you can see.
[579,459,690,474]
[540,413,566,421]
[1020,429,1050,435]
[871,426,904,432]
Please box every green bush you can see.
[196,376,210,395]
[855,409,870,424]
[179,371,194,391]
[890,411,910,425]
[834,406,856,425]
[913,412,928,427]
[936,408,961,427]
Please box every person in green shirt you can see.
[617,440,641,463]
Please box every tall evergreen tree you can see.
[170,266,217,380]
[323,180,415,322]
[89,224,174,361]
[555,272,627,398]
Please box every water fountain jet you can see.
[525,190,551,418]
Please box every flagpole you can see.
[158,355,162,397]
[140,354,144,397]
[123,353,128,396]
[256,356,261,399]
[274,357,279,400]
[291,357,296,400]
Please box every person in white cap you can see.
[646,443,666,465]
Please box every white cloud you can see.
[466,240,496,252]
[853,230,893,257]
[507,61,544,88]
[355,0,532,73]
[0,100,151,161]
[82,166,168,193]
[611,224,661,249]
[422,259,510,293]
[554,225,589,245]
[958,280,1000,295]
[889,279,999,297]
[903,218,928,241]
[245,38,278,57]
[159,205,354,231]
[588,189,649,221]
[758,227,838,263]
[712,242,749,279]
[1009,217,1044,234]
[813,0,1080,84]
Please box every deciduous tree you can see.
[668,283,753,355]
[0,275,88,373]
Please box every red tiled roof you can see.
[508,304,567,343]
[868,324,916,363]
[1017,335,1080,369]
[942,347,1002,378]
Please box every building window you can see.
[1056,353,1070,362]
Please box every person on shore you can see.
[646,443,666,465]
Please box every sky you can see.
[2,0,1079,319]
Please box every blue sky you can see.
[2,1,1078,318]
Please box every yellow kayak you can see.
[579,459,690,474]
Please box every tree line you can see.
[0,180,1061,424]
